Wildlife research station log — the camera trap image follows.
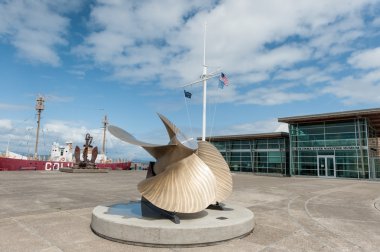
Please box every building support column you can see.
[357,118,365,178]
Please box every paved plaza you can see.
[0,170,379,252]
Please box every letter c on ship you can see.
[45,162,52,171]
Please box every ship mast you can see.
[182,23,220,141]
[102,115,108,160]
[34,96,44,160]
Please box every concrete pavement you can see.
[0,170,379,251]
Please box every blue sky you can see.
[1,0,380,161]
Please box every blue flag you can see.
[184,90,192,99]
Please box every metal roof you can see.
[198,132,289,142]
[278,108,380,135]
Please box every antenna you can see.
[34,96,45,159]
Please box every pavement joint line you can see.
[305,202,374,210]
[304,186,363,250]
[257,245,290,252]
[61,209,92,221]
[41,246,64,252]
[287,194,337,251]
[1,208,71,221]
[255,230,300,252]
[260,221,297,231]
[0,209,58,221]
[286,196,314,235]
[10,217,58,249]
[373,198,380,213]
[0,188,10,193]
[253,222,299,233]
[313,217,380,224]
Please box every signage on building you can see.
[293,146,362,151]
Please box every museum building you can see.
[205,132,289,175]
[208,108,380,179]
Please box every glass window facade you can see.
[209,111,380,180]
[210,136,289,175]
[289,118,378,179]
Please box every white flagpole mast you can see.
[202,22,207,141]
[181,22,221,141]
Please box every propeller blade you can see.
[108,125,175,159]
[108,125,156,147]
[197,141,233,202]
[138,153,216,213]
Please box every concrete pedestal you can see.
[91,201,254,247]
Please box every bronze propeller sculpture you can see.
[108,114,232,215]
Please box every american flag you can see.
[219,72,229,87]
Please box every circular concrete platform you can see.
[91,201,254,247]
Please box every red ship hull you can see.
[0,157,131,171]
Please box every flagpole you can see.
[181,22,224,141]
[202,22,207,141]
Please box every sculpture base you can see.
[59,167,108,173]
[91,201,254,247]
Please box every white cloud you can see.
[1,0,372,109]
[74,0,376,90]
[348,47,380,69]
[1,0,377,83]
[322,47,380,105]
[0,117,150,160]
[2,0,380,152]
[275,66,332,86]
[262,46,311,69]
[373,17,380,26]
[44,95,74,103]
[238,86,313,105]
[0,103,28,110]
[0,0,81,66]
[234,72,269,86]
[0,119,36,154]
[0,119,12,130]
[322,70,380,105]
[207,85,240,104]
[215,118,285,135]
[276,67,320,81]
[325,62,345,73]
[308,14,365,58]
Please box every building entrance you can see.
[317,155,335,177]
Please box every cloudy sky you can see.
[1,0,380,160]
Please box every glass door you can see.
[317,155,335,177]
